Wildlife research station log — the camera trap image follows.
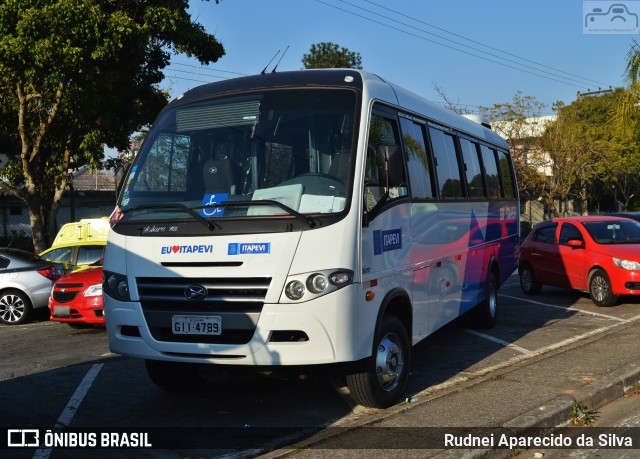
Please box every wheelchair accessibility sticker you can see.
[200,193,228,217]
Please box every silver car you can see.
[0,248,62,325]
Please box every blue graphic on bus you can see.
[373,229,402,255]
[228,243,271,255]
[200,193,229,217]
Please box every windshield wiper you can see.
[194,200,317,228]
[119,203,216,231]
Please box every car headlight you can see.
[282,269,353,302]
[613,257,640,271]
[103,271,130,301]
[84,283,103,297]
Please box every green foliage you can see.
[617,40,640,134]
[0,0,225,251]
[483,88,640,215]
[302,42,362,69]
[480,92,548,201]
[571,402,599,426]
[545,90,640,213]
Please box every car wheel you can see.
[346,314,410,408]
[0,290,32,325]
[145,360,205,392]
[589,269,618,307]
[520,263,542,295]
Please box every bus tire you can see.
[346,314,410,408]
[472,271,498,329]
[589,269,618,307]
[145,360,205,393]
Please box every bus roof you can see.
[170,69,508,149]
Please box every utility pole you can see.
[576,88,614,100]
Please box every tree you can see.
[0,0,225,252]
[302,42,362,69]
[539,101,591,216]
[579,90,640,211]
[432,83,472,115]
[617,40,640,133]
[480,92,547,202]
[542,90,639,215]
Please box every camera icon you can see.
[585,3,639,33]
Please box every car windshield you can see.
[583,220,640,244]
[119,88,357,223]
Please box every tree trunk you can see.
[26,194,49,254]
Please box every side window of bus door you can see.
[365,114,407,216]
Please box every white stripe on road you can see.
[501,294,632,322]
[32,363,104,459]
[463,329,535,356]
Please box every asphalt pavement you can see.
[259,305,640,458]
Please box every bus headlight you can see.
[307,274,328,294]
[103,271,131,301]
[281,269,353,303]
[285,280,306,300]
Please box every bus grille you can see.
[136,277,271,345]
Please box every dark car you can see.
[0,248,62,325]
[519,216,640,307]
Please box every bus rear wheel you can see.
[145,360,205,392]
[473,271,498,329]
[346,314,410,408]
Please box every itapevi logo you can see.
[584,2,640,33]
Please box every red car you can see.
[49,266,105,327]
[519,216,640,307]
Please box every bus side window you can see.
[480,145,501,199]
[399,117,434,199]
[497,149,516,199]
[365,114,407,212]
[429,127,463,199]
[459,138,485,198]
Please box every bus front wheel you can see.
[346,314,410,408]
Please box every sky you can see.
[159,0,640,116]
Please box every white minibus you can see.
[104,69,519,408]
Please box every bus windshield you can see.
[120,88,357,222]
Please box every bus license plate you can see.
[172,315,222,335]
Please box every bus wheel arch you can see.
[460,260,499,329]
[346,288,412,408]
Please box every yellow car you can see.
[40,218,109,272]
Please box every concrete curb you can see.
[429,360,640,459]
[505,358,640,431]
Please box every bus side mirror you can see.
[115,162,132,198]
[377,145,403,188]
